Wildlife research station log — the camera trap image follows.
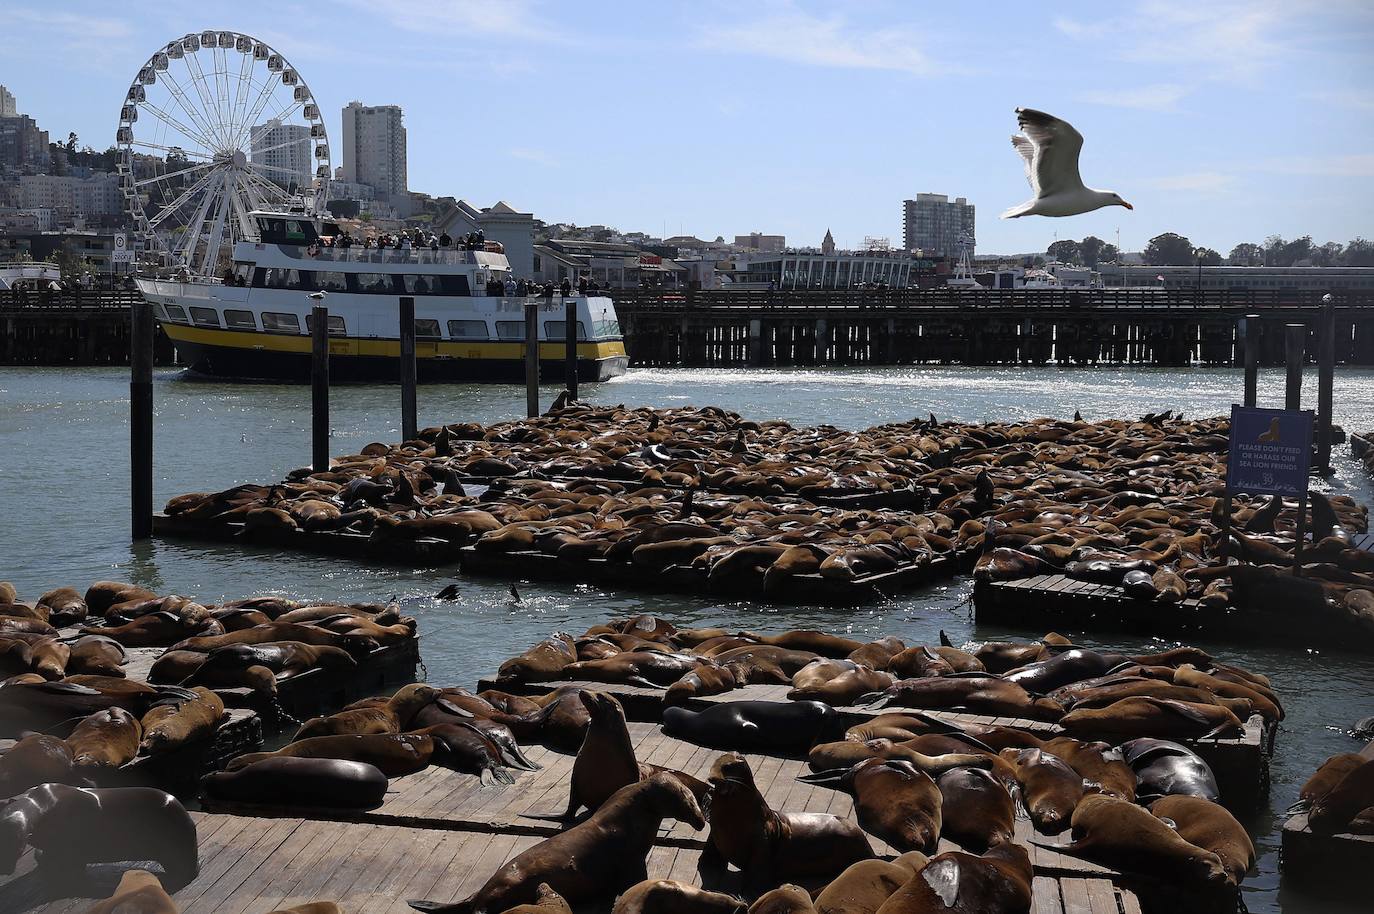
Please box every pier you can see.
[0,289,175,366]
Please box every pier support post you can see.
[399,296,417,441]
[564,297,578,400]
[525,300,539,417]
[1242,314,1259,407]
[130,298,153,540]
[1284,323,1304,410]
[311,304,330,472]
[1317,295,1335,474]
[748,319,762,367]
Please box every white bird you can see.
[1001,108,1133,219]
[307,290,327,301]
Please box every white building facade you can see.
[250,119,312,189]
[0,86,16,118]
[340,101,407,198]
[902,193,975,258]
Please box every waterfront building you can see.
[902,193,975,258]
[0,86,16,118]
[433,200,536,279]
[250,119,312,190]
[17,173,121,219]
[734,232,786,252]
[1098,263,1374,291]
[340,101,407,198]
[532,238,686,289]
[0,113,49,172]
[727,249,916,289]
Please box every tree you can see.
[1228,242,1263,266]
[1343,238,1374,266]
[1047,239,1081,264]
[1145,232,1195,265]
[1098,243,1119,263]
[1079,236,1106,266]
[1281,235,1314,266]
[1194,247,1222,266]
[1262,235,1285,266]
[1311,241,1344,267]
[66,132,78,153]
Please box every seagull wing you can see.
[1011,135,1038,194]
[1015,107,1085,197]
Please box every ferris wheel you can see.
[116,31,331,278]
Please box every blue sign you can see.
[1226,405,1313,497]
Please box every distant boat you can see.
[136,209,628,383]
[0,261,61,292]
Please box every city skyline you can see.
[2,1,1372,253]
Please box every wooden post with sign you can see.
[1226,404,1315,578]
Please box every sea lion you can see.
[665,664,738,704]
[935,766,1015,852]
[662,700,840,754]
[0,583,14,604]
[1040,737,1135,802]
[406,774,705,913]
[84,868,178,914]
[80,610,221,647]
[873,843,1033,914]
[801,758,943,853]
[710,645,821,678]
[35,587,88,626]
[1002,648,1128,694]
[84,582,157,616]
[1298,752,1366,808]
[294,683,443,739]
[0,784,198,889]
[190,641,357,692]
[1149,795,1254,886]
[169,623,375,656]
[844,712,966,744]
[1172,664,1283,721]
[561,651,706,688]
[406,722,524,786]
[611,880,745,914]
[1055,794,1229,892]
[227,733,437,777]
[66,635,127,677]
[705,752,873,885]
[812,854,929,914]
[497,634,578,682]
[478,686,593,753]
[147,650,209,685]
[1120,738,1219,803]
[739,630,866,658]
[788,659,895,706]
[66,707,143,769]
[0,734,82,798]
[202,756,389,809]
[748,885,817,914]
[0,635,68,680]
[847,637,907,671]
[139,686,225,754]
[871,676,1063,722]
[1308,757,1374,834]
[1000,747,1083,834]
[887,646,954,679]
[498,882,573,914]
[972,640,1048,674]
[1059,696,1243,740]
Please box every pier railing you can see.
[0,289,144,313]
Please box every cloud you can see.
[1081,84,1190,112]
[510,147,558,167]
[1259,155,1374,177]
[5,8,134,69]
[1147,172,1236,192]
[1307,89,1374,112]
[700,5,947,75]
[344,0,560,42]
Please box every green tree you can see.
[1281,235,1314,266]
[1228,242,1263,266]
[1047,239,1081,264]
[1145,232,1196,265]
[1194,247,1222,266]
[1311,241,1344,266]
[1079,236,1106,266]
[1262,235,1285,266]
[1343,238,1374,266]
[1098,243,1119,263]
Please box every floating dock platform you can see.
[1280,739,1374,888]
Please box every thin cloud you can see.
[700,7,948,76]
[1081,84,1190,112]
[344,0,561,42]
[1148,172,1236,192]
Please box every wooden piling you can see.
[1317,295,1336,474]
[399,296,417,441]
[525,299,539,417]
[130,298,154,540]
[310,304,329,472]
[1285,323,1305,410]
[564,297,578,400]
[1243,314,1259,407]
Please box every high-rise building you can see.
[250,118,312,190]
[902,193,975,258]
[0,86,16,117]
[734,232,786,252]
[0,113,49,172]
[341,101,407,198]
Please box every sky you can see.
[4,0,1373,255]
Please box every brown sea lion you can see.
[748,885,817,914]
[36,587,88,626]
[65,707,142,769]
[711,645,822,677]
[1059,696,1243,740]
[972,640,1048,674]
[0,616,57,636]
[813,853,929,914]
[191,641,357,692]
[147,650,209,685]
[561,651,706,688]
[1056,794,1229,890]
[739,630,866,658]
[83,582,157,615]
[844,712,966,744]
[1000,747,1083,834]
[887,646,954,679]
[0,583,14,604]
[294,683,443,740]
[873,843,1032,914]
[1149,795,1254,886]
[704,752,873,884]
[847,637,906,671]
[874,676,1064,722]
[84,869,178,914]
[406,774,705,913]
[1041,737,1136,802]
[498,634,578,682]
[665,663,738,704]
[788,660,894,706]
[1298,752,1366,807]
[227,733,437,777]
[66,635,126,677]
[169,622,374,655]
[801,758,943,854]
[1173,664,1283,721]
[0,734,82,798]
[497,882,573,914]
[935,766,1016,852]
[479,686,593,753]
[610,880,744,914]
[139,686,225,754]
[1308,758,1374,834]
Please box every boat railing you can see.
[274,245,496,267]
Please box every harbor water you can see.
[2,363,1372,914]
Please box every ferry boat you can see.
[135,210,628,383]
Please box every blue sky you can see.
[4,0,1372,254]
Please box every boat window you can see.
[593,318,621,337]
[447,319,489,339]
[261,312,301,333]
[164,304,189,323]
[437,274,471,295]
[232,263,254,285]
[256,217,318,245]
[261,268,305,290]
[313,270,348,292]
[495,321,527,340]
[415,319,441,339]
[543,320,588,341]
[350,272,396,294]
[224,309,257,329]
[305,313,346,336]
[398,274,443,295]
[189,306,221,328]
[152,303,167,320]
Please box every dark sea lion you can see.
[66,706,142,769]
[0,784,198,888]
[872,842,1031,914]
[1120,738,1219,803]
[498,634,578,682]
[295,683,443,739]
[1149,795,1254,886]
[0,735,82,798]
[611,880,745,914]
[1056,794,1229,892]
[801,758,943,853]
[66,635,127,677]
[139,686,225,754]
[663,700,840,753]
[1308,758,1374,834]
[227,733,436,777]
[813,854,929,914]
[479,686,593,753]
[1001,747,1083,834]
[36,587,88,625]
[1059,696,1242,740]
[1298,752,1366,808]
[406,722,521,786]
[935,766,1015,852]
[202,756,389,808]
[665,663,738,704]
[561,651,705,688]
[1040,737,1135,802]
[705,752,873,885]
[0,680,145,736]
[406,773,705,913]
[1002,648,1128,693]
[872,676,1064,722]
[85,869,178,914]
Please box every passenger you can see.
[578,276,588,295]
[516,279,528,296]
[560,277,572,297]
[429,234,439,251]
[400,235,413,252]
[414,277,429,293]
[504,276,516,297]
[544,282,555,300]
[438,231,452,248]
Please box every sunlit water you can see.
[2,364,1372,913]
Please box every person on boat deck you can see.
[504,276,516,297]
[414,277,429,293]
[516,279,528,296]
[400,235,412,252]
[222,268,235,285]
[560,277,572,296]
[429,234,439,251]
[439,232,452,248]
[578,276,588,294]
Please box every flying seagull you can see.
[1001,108,1132,219]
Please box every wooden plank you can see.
[1031,876,1066,914]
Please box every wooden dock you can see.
[1280,739,1374,886]
[2,811,1141,914]
[475,681,1272,812]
